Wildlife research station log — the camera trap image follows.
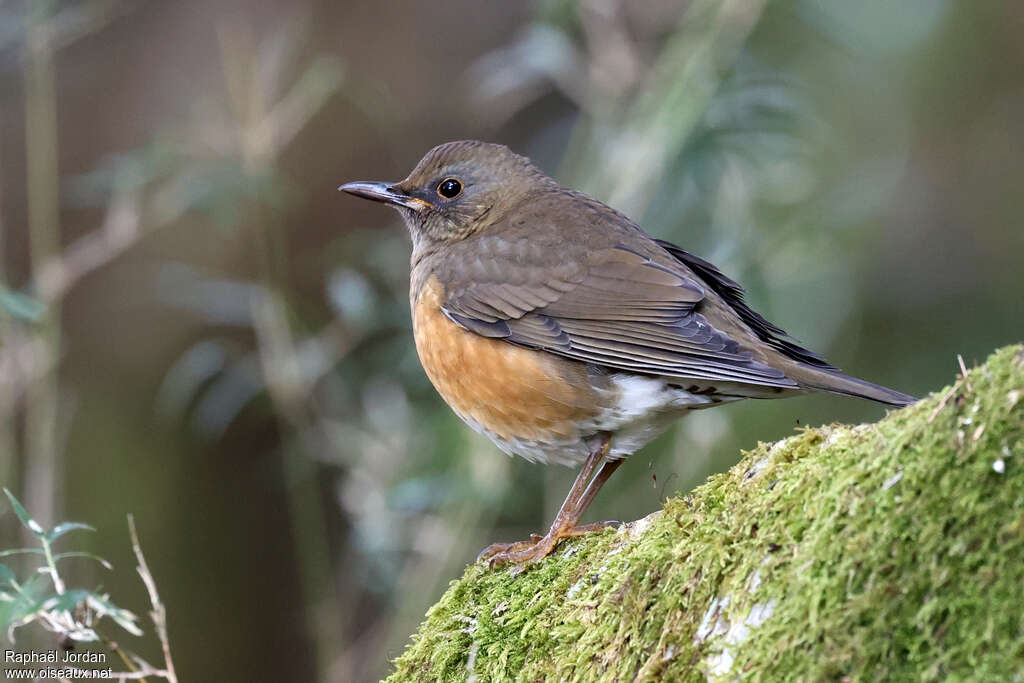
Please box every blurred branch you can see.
[217,20,346,682]
[129,515,178,683]
[219,21,345,167]
[254,56,346,161]
[567,0,770,216]
[6,0,140,559]
[37,0,136,54]
[33,163,201,306]
[35,191,142,304]
[23,0,63,535]
[470,0,769,220]
[0,176,199,420]
[0,490,179,682]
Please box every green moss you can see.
[387,346,1024,682]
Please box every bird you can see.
[339,140,915,569]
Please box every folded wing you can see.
[441,240,798,389]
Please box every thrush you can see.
[340,140,915,568]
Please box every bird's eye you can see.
[436,178,463,199]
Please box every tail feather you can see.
[653,240,916,407]
[792,367,916,406]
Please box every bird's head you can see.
[340,140,555,247]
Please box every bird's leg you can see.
[559,457,624,536]
[479,434,620,568]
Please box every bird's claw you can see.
[477,521,620,571]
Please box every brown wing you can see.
[439,233,797,389]
[653,239,837,370]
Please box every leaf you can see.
[39,588,91,615]
[3,489,45,537]
[52,552,113,570]
[5,594,48,633]
[0,286,45,322]
[0,548,109,568]
[0,574,49,635]
[5,592,91,640]
[0,548,44,558]
[86,594,143,636]
[0,563,16,588]
[45,522,96,544]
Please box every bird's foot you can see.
[477,520,621,572]
[476,534,543,562]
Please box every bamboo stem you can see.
[23,13,63,533]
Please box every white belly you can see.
[465,374,742,466]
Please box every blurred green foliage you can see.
[1,489,138,646]
[1,0,1021,681]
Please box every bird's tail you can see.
[788,365,916,406]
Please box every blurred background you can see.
[0,0,1021,680]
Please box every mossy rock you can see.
[387,346,1024,682]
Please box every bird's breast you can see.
[412,276,603,447]
[410,275,734,465]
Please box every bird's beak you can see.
[338,181,431,212]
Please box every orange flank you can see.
[413,276,599,442]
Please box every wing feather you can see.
[439,237,795,387]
